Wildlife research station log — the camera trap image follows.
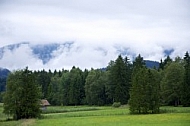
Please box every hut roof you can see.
[41,99,50,106]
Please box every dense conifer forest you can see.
[1,52,190,119]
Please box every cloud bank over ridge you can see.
[0,42,185,71]
[0,0,190,70]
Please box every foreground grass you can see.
[0,104,190,126]
[36,113,190,126]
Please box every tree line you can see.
[2,51,190,119]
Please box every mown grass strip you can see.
[42,106,101,114]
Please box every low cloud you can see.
[0,44,44,70]
[0,0,189,70]
[0,42,188,71]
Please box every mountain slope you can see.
[145,60,159,69]
[0,68,10,78]
[0,68,10,92]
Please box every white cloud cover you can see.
[0,0,190,70]
[0,44,44,70]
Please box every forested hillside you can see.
[0,68,10,101]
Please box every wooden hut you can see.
[40,99,50,110]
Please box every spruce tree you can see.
[129,67,147,113]
[109,55,129,104]
[129,54,160,114]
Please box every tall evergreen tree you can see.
[159,56,173,70]
[129,68,160,114]
[124,56,133,99]
[132,54,145,71]
[147,69,160,113]
[159,59,164,70]
[3,68,41,120]
[129,54,160,114]
[181,51,190,106]
[109,55,129,104]
[129,67,147,113]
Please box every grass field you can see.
[0,103,190,126]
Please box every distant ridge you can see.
[145,60,159,69]
[0,68,10,78]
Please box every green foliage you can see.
[181,51,190,106]
[61,71,70,105]
[0,77,6,102]
[47,75,62,105]
[132,54,145,72]
[0,92,4,102]
[129,63,160,114]
[68,67,84,105]
[3,68,41,120]
[161,61,184,106]
[35,69,51,99]
[57,67,85,106]
[108,55,131,104]
[2,52,190,118]
[159,56,173,70]
[85,69,108,105]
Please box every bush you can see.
[112,102,121,108]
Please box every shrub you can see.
[112,102,121,108]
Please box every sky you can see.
[0,0,190,70]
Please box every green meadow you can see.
[0,103,190,126]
